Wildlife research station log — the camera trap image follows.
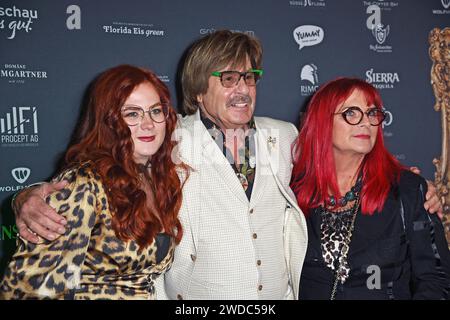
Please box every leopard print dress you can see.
[0,162,175,300]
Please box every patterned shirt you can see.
[200,114,257,200]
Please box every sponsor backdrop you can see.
[0,0,448,274]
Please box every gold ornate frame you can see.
[429,27,450,246]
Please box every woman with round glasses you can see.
[291,77,450,300]
[0,65,188,299]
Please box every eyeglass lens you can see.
[221,71,259,87]
[341,106,385,126]
[121,104,168,126]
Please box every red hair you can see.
[291,77,402,216]
[64,64,187,247]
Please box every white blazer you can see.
[155,111,308,299]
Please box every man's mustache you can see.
[226,94,252,107]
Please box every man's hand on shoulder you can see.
[14,181,69,243]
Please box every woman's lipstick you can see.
[138,136,155,142]
[354,134,370,139]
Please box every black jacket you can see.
[299,171,450,300]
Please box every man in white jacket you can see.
[156,30,307,299]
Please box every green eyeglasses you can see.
[211,69,263,88]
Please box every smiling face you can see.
[196,56,256,130]
[332,89,379,159]
[122,82,166,165]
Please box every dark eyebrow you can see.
[122,102,163,110]
[121,104,142,110]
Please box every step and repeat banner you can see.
[0,0,449,273]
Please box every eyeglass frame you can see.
[120,102,169,126]
[211,69,263,88]
[334,106,386,126]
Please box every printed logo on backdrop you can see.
[157,75,170,83]
[0,107,39,147]
[0,5,38,39]
[300,64,320,96]
[363,1,398,11]
[0,224,18,241]
[0,167,31,194]
[372,24,389,45]
[1,63,48,85]
[381,106,393,137]
[293,25,324,50]
[103,21,165,38]
[365,69,399,89]
[0,167,32,241]
[289,0,326,7]
[200,28,254,36]
[366,5,392,53]
[432,0,450,14]
[11,167,30,184]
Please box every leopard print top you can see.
[320,207,354,284]
[0,162,174,300]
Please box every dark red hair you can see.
[291,77,402,216]
[65,64,187,247]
